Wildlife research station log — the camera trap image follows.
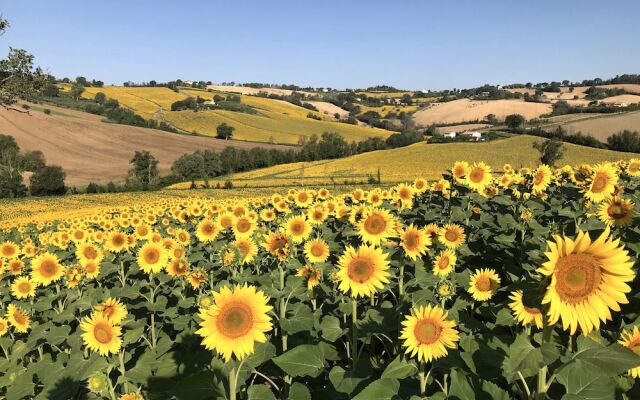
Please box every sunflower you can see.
[438,224,466,249]
[584,163,618,203]
[262,232,291,261]
[95,298,128,324]
[294,190,313,208]
[119,394,144,400]
[598,196,635,227]
[196,285,273,361]
[628,159,640,176]
[87,373,107,394]
[297,265,323,289]
[414,178,428,193]
[304,238,330,263]
[452,161,469,181]
[400,224,431,260]
[465,162,492,191]
[435,280,456,302]
[619,326,640,378]
[395,184,414,208]
[187,267,207,288]
[6,304,30,333]
[76,242,104,266]
[11,276,36,299]
[336,245,390,298]
[234,239,258,264]
[167,258,189,277]
[81,313,122,356]
[105,231,128,253]
[468,269,501,301]
[531,164,552,193]
[357,208,396,246]
[0,241,19,259]
[173,228,191,246]
[0,317,8,336]
[433,249,456,276]
[137,242,169,274]
[233,216,256,239]
[83,260,101,279]
[508,290,543,329]
[259,208,276,222]
[538,227,634,334]
[400,304,459,363]
[284,215,312,243]
[30,252,65,286]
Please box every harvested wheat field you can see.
[412,99,552,125]
[599,83,640,94]
[0,107,287,186]
[206,85,315,97]
[306,101,349,118]
[562,110,640,141]
[435,123,490,134]
[600,94,640,104]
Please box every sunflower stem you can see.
[536,321,553,399]
[398,265,405,298]
[419,361,427,397]
[229,366,237,400]
[351,297,358,367]
[118,350,129,393]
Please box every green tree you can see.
[0,17,46,107]
[533,138,565,166]
[172,153,203,188]
[129,150,159,190]
[70,82,85,100]
[30,165,66,196]
[216,123,235,140]
[42,83,60,97]
[94,92,107,104]
[607,130,640,153]
[504,114,526,132]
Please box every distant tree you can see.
[75,76,88,86]
[607,130,640,153]
[94,92,107,104]
[92,80,104,87]
[216,123,235,140]
[504,114,525,132]
[42,83,60,97]
[552,100,571,116]
[0,134,27,198]
[20,150,45,172]
[172,153,204,188]
[400,94,413,105]
[30,165,66,196]
[70,82,85,100]
[149,80,157,87]
[533,139,565,166]
[484,114,498,124]
[129,150,159,190]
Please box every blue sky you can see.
[2,0,639,90]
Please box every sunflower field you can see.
[1,159,640,400]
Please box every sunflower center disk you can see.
[475,276,492,291]
[145,249,160,264]
[445,231,458,242]
[18,282,31,293]
[311,244,324,257]
[404,233,419,249]
[470,169,484,183]
[217,304,253,339]
[13,312,27,325]
[591,174,608,193]
[414,320,442,344]
[93,322,113,344]
[237,220,251,232]
[608,204,627,219]
[364,215,386,235]
[438,256,450,270]
[348,258,374,283]
[41,260,57,277]
[555,254,601,304]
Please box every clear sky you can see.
[2,0,639,90]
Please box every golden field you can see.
[412,99,553,125]
[78,86,392,145]
[556,110,640,142]
[169,135,639,188]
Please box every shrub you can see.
[29,165,66,196]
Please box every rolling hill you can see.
[169,135,638,188]
[80,86,392,145]
[412,99,553,125]
[0,104,287,186]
